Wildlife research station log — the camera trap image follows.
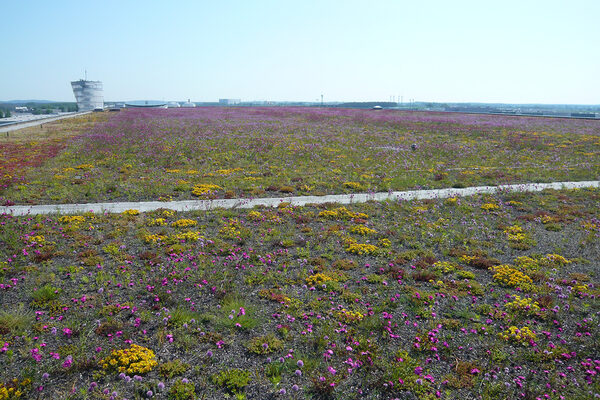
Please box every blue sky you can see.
[2,0,599,103]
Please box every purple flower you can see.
[157,382,165,391]
[62,355,73,369]
[146,390,153,397]
[292,384,300,391]
[297,360,304,367]
[295,369,302,376]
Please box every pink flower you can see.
[30,348,42,362]
[62,355,73,369]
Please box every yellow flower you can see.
[337,309,365,323]
[505,296,540,314]
[122,209,139,216]
[345,243,379,255]
[350,225,377,236]
[378,238,392,247]
[144,234,166,244]
[318,207,368,220]
[500,326,536,344]
[173,231,202,242]
[492,265,533,290]
[247,211,263,221]
[481,203,500,211]
[59,215,85,224]
[343,181,362,190]
[147,218,167,226]
[75,163,94,170]
[171,219,198,228]
[99,344,157,375]
[191,183,222,197]
[306,273,335,286]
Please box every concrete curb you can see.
[2,180,598,216]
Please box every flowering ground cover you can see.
[2,108,599,205]
[0,113,109,206]
[1,187,599,399]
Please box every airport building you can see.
[181,99,196,108]
[71,80,104,111]
[124,100,167,108]
[219,98,241,105]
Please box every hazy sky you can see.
[2,0,599,104]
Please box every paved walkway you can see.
[0,111,91,133]
[1,180,598,216]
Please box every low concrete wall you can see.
[1,180,598,216]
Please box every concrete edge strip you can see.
[1,180,598,216]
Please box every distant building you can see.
[71,79,104,111]
[167,101,181,108]
[15,106,28,112]
[219,98,241,105]
[124,100,167,108]
[571,112,596,118]
[181,99,196,108]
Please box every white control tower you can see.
[71,79,103,111]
